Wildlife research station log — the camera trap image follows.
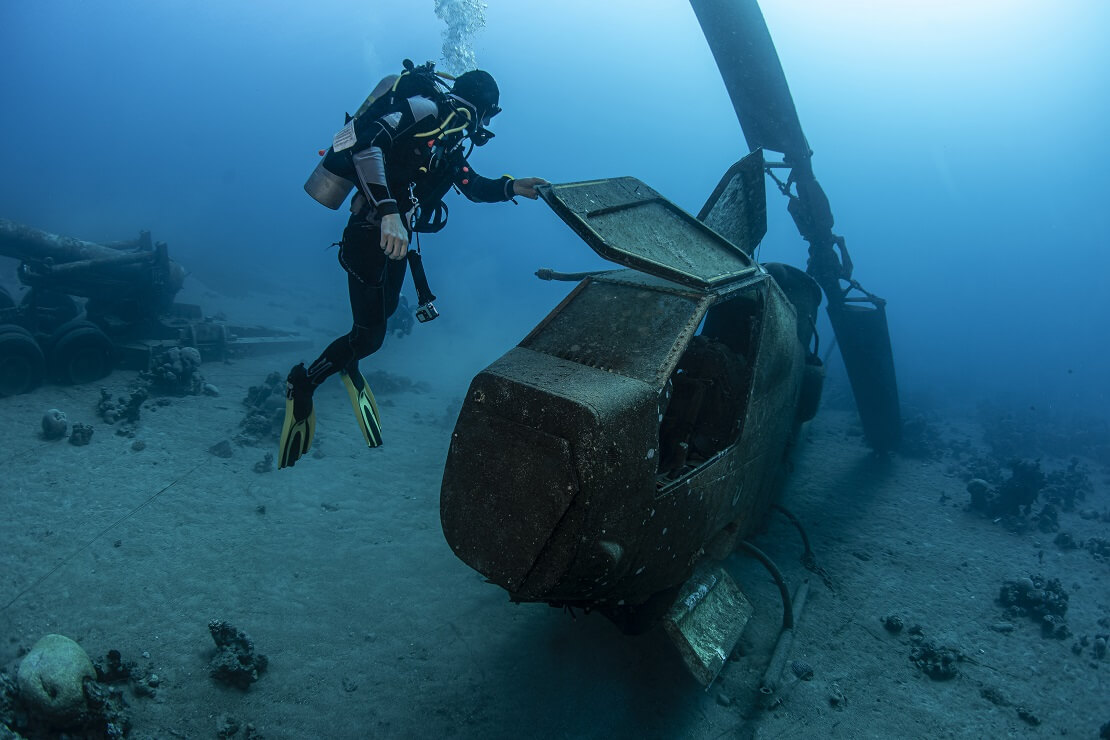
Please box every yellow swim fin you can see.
[278,363,316,469]
[340,369,383,448]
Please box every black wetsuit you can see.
[306,95,515,387]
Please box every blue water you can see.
[1,0,1107,413]
[3,3,1110,737]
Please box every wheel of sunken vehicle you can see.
[20,289,80,332]
[48,319,114,385]
[0,324,46,396]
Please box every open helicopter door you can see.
[537,176,760,290]
[697,148,768,257]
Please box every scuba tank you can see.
[303,151,355,210]
[303,74,398,210]
[303,61,456,210]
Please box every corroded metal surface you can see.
[689,0,901,451]
[441,178,808,619]
[663,567,754,687]
[520,277,711,387]
[0,218,310,392]
[698,149,768,256]
[0,218,185,311]
[538,178,757,290]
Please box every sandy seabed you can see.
[2,320,1108,739]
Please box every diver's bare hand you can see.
[380,213,409,260]
[512,177,550,200]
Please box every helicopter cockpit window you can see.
[657,292,762,480]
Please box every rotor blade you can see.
[689,0,810,164]
[690,0,903,452]
[828,301,902,452]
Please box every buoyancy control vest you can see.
[303,59,464,217]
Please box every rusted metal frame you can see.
[518,277,593,346]
[654,293,715,389]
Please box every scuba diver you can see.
[388,295,415,339]
[279,65,548,468]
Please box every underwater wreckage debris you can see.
[0,218,312,396]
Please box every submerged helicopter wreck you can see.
[441,0,902,687]
[0,218,310,397]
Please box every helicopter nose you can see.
[441,406,580,596]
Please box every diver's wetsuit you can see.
[305,94,516,387]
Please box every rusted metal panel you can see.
[521,277,710,387]
[697,149,768,255]
[538,178,757,290]
[441,175,813,652]
[664,567,754,687]
[441,347,660,601]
